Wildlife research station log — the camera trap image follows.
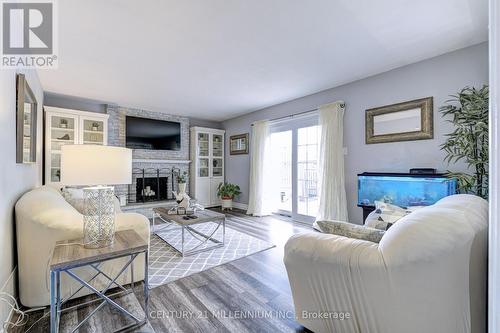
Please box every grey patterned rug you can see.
[148,221,275,288]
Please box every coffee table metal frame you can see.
[152,210,225,256]
[49,231,149,333]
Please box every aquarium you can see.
[357,173,457,208]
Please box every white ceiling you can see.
[39,0,488,121]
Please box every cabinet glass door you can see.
[198,133,209,156]
[212,134,223,157]
[212,158,223,177]
[82,119,104,145]
[50,114,78,182]
[199,158,209,177]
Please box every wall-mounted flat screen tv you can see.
[126,116,181,150]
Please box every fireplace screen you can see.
[129,167,186,203]
[136,176,168,202]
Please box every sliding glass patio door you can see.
[295,124,320,222]
[269,130,293,214]
[269,114,319,223]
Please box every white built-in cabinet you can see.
[44,106,109,185]
[190,127,225,207]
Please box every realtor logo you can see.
[1,0,58,68]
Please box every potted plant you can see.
[217,182,241,210]
[177,171,188,193]
[440,85,489,199]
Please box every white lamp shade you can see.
[61,145,132,186]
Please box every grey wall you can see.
[44,92,223,129]
[0,70,44,322]
[44,92,107,113]
[189,117,224,129]
[222,42,488,223]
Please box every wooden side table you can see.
[49,229,149,333]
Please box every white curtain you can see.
[316,101,348,222]
[246,120,274,216]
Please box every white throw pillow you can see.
[61,187,85,214]
[365,201,420,230]
[62,187,121,214]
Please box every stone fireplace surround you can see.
[106,105,191,214]
[128,161,190,203]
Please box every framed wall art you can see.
[229,133,249,155]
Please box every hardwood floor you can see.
[10,209,313,333]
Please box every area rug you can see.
[148,221,275,288]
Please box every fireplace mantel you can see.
[132,159,191,164]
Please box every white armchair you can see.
[284,194,487,333]
[15,186,150,307]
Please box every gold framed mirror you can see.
[16,74,37,163]
[366,97,433,144]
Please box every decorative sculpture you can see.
[172,190,190,209]
[168,191,205,215]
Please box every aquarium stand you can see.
[359,206,376,222]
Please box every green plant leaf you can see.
[440,85,488,199]
[217,182,242,199]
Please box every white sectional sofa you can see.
[284,194,488,333]
[15,186,150,307]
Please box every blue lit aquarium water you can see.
[357,174,457,208]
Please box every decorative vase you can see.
[178,182,187,194]
[221,197,233,210]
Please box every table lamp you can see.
[61,145,132,248]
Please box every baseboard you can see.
[0,267,17,333]
[232,202,248,211]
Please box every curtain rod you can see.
[250,101,346,126]
[251,108,318,126]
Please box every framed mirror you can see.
[366,97,433,144]
[230,133,249,155]
[16,74,37,163]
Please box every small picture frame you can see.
[230,133,249,155]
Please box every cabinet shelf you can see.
[51,139,73,143]
[51,127,74,131]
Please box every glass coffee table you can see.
[152,208,225,256]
